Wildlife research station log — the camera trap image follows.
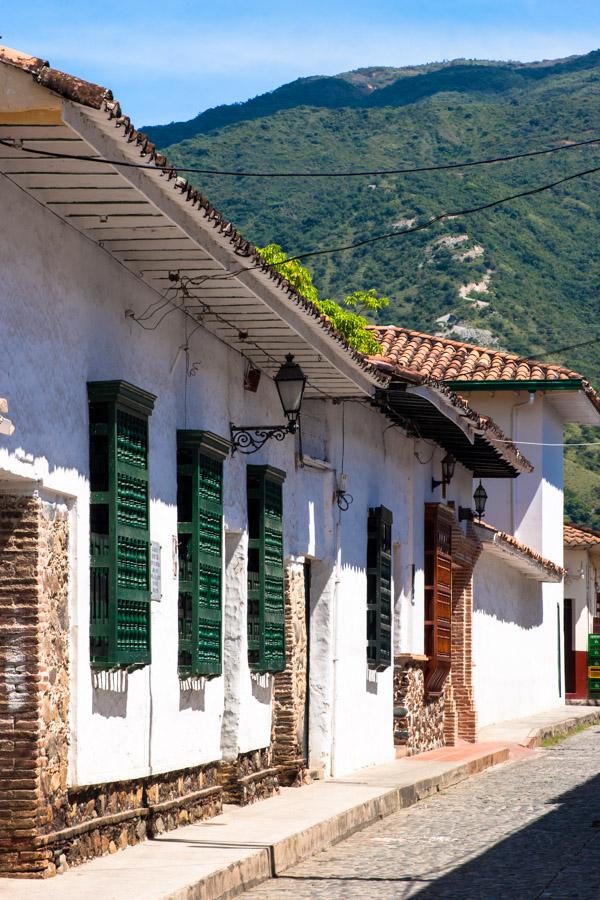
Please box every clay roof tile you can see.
[366,325,600,414]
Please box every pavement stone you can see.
[246,725,600,899]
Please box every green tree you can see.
[257,245,388,355]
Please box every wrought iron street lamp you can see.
[459,480,488,522]
[473,480,488,521]
[230,354,307,455]
[432,452,456,497]
[274,353,306,429]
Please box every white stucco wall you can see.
[4,145,572,787]
[0,172,431,785]
[564,547,598,652]
[473,553,562,727]
[449,389,567,727]
[455,391,564,565]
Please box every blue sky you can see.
[3,1,600,125]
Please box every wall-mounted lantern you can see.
[230,354,306,455]
[431,452,456,498]
[459,479,488,522]
[473,480,488,521]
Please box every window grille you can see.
[88,381,156,668]
[246,466,286,673]
[177,430,230,678]
[367,506,393,671]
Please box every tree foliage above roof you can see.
[257,244,388,355]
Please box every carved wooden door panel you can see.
[424,503,453,697]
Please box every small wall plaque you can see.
[151,541,162,601]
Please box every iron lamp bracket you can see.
[230,421,297,455]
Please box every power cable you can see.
[530,334,600,359]
[177,160,600,287]
[492,439,600,447]
[4,136,600,276]
[1,134,600,177]
[5,138,600,369]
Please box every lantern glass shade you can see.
[474,480,488,519]
[274,354,306,423]
[441,453,456,485]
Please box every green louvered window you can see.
[177,431,230,678]
[247,466,286,674]
[88,381,156,669]
[367,505,393,671]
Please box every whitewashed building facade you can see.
[0,46,595,879]
[563,523,600,701]
[369,328,600,731]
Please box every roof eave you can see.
[474,524,564,582]
[0,46,387,399]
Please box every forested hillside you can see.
[145,53,600,528]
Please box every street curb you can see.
[165,747,509,900]
[523,710,600,748]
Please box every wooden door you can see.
[424,504,453,697]
[564,597,575,695]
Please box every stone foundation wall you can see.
[393,659,444,754]
[50,762,223,872]
[0,494,225,879]
[218,747,279,805]
[0,495,67,878]
[0,501,312,878]
[271,563,307,785]
[38,503,70,843]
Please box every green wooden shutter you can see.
[177,431,230,678]
[247,466,286,674]
[88,381,156,669]
[367,506,393,671]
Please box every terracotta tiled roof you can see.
[474,521,565,581]
[0,46,387,387]
[368,326,600,412]
[564,522,600,548]
[381,370,533,474]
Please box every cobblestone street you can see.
[246,727,600,899]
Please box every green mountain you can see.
[145,52,600,529]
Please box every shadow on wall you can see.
[366,667,379,695]
[251,673,273,705]
[179,677,207,712]
[473,558,543,629]
[91,668,128,718]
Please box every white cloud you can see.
[23,22,600,78]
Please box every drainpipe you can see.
[330,506,342,777]
[510,392,535,533]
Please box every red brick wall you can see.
[443,519,481,745]
[0,495,51,876]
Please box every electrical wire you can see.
[172,160,600,288]
[335,402,354,511]
[530,334,600,359]
[2,134,600,177]
[491,439,600,447]
[282,162,600,265]
[4,137,600,292]
[5,138,600,369]
[129,274,335,400]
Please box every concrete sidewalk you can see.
[1,705,598,900]
[478,704,600,747]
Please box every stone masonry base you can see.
[36,762,223,876]
[0,496,310,878]
[393,658,445,754]
[219,748,280,806]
